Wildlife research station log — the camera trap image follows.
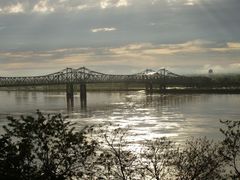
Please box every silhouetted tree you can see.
[1,111,240,179]
[174,137,225,180]
[139,137,176,180]
[0,110,97,180]
[220,120,240,178]
[97,128,138,180]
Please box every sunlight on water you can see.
[0,91,240,144]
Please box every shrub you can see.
[0,111,239,180]
[174,137,225,179]
[140,137,176,180]
[0,110,97,180]
[220,120,240,178]
[96,128,138,180]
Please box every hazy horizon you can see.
[0,0,240,76]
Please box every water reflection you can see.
[0,91,239,143]
[67,96,74,112]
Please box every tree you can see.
[0,110,97,180]
[1,111,240,179]
[220,120,240,178]
[97,128,138,180]
[139,137,176,180]
[174,137,225,180]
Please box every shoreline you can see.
[0,88,240,94]
[157,88,240,94]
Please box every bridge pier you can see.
[145,83,153,94]
[159,84,166,92]
[66,83,74,98]
[80,83,87,107]
[67,97,74,112]
[66,83,74,110]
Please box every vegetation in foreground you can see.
[0,111,239,180]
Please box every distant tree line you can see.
[191,74,240,88]
[0,111,240,180]
[212,74,240,88]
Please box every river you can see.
[0,90,239,143]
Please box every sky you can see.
[0,0,240,76]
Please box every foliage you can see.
[220,120,240,178]
[212,74,240,88]
[0,111,240,179]
[139,137,176,180]
[174,137,225,180]
[0,110,97,180]
[96,128,138,180]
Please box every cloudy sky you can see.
[0,0,240,76]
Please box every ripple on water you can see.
[0,91,240,143]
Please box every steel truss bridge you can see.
[0,67,211,106]
[0,67,198,86]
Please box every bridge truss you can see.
[0,67,191,87]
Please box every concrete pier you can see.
[80,83,87,107]
[66,83,74,111]
[145,83,153,94]
[66,83,74,98]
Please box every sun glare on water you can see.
[184,0,198,6]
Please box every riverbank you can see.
[1,87,240,94]
[157,88,240,94]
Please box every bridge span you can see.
[0,67,210,107]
